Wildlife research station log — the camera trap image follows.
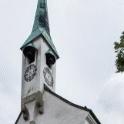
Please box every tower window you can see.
[23,44,37,64]
[46,51,56,68]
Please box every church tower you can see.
[20,0,59,122]
[15,0,101,124]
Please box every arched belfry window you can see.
[23,44,38,64]
[46,50,56,68]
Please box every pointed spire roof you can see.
[21,0,59,59]
[32,0,50,33]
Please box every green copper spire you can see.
[32,0,50,33]
[21,0,59,59]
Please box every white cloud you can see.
[95,73,124,124]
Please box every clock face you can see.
[43,67,53,87]
[24,64,37,82]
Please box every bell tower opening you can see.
[23,44,38,64]
[46,51,56,68]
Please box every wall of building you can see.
[17,90,89,124]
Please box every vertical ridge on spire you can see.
[32,0,50,34]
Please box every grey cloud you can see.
[0,0,124,123]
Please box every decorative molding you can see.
[22,106,29,121]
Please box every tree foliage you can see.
[114,32,124,72]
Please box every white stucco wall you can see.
[16,90,89,124]
[21,37,43,99]
[21,37,56,107]
[36,91,89,124]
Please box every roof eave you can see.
[20,28,59,59]
[44,85,101,124]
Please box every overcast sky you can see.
[0,0,124,123]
